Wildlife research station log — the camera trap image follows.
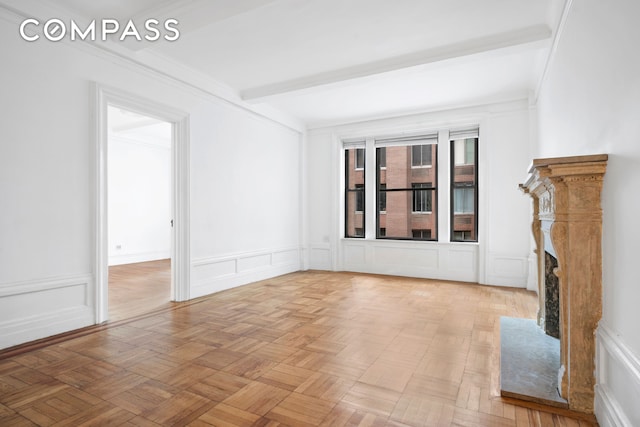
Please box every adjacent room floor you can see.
[108,259,172,322]
[0,271,596,426]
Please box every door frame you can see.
[93,83,190,323]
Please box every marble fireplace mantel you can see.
[518,154,608,414]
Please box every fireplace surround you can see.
[517,154,608,414]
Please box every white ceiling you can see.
[37,0,564,127]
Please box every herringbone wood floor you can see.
[0,271,597,426]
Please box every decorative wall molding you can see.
[485,253,529,287]
[595,324,640,427]
[0,274,94,350]
[340,240,478,283]
[191,247,302,299]
[308,245,332,271]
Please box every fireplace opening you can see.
[544,251,560,339]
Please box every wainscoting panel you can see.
[272,248,300,266]
[308,244,332,270]
[341,240,478,283]
[486,253,529,287]
[343,243,367,266]
[237,254,271,273]
[595,325,640,427]
[191,247,302,299]
[373,246,439,268]
[0,274,94,350]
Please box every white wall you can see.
[535,1,640,425]
[108,125,171,266]
[189,102,302,298]
[306,100,533,287]
[0,10,303,349]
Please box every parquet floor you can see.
[0,271,597,426]
[109,259,172,322]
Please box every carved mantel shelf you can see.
[518,154,608,414]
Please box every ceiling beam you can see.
[241,25,551,102]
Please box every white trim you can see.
[598,324,640,387]
[596,385,633,427]
[0,274,94,350]
[93,83,191,323]
[595,324,640,427]
[0,274,93,298]
[191,246,301,298]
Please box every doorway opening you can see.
[94,84,190,324]
[107,106,172,321]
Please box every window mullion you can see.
[364,137,377,239]
[437,130,450,242]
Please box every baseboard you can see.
[595,385,632,427]
[595,324,640,427]
[108,251,170,266]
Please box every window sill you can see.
[340,237,479,246]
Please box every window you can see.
[454,139,475,165]
[412,229,432,239]
[412,183,433,212]
[355,148,365,169]
[452,231,472,240]
[378,183,386,212]
[378,147,386,168]
[345,128,478,243]
[450,132,478,242]
[345,146,365,238]
[375,138,437,241]
[411,144,432,167]
[453,187,474,214]
[355,184,364,212]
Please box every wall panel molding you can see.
[191,247,301,298]
[0,274,94,350]
[341,240,478,283]
[485,253,529,287]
